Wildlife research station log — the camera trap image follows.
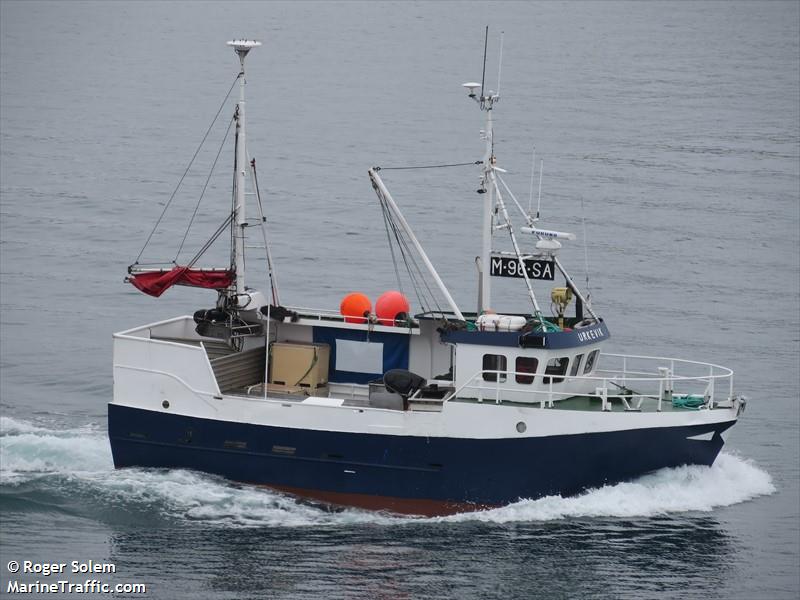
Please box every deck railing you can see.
[446,352,734,411]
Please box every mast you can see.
[464,26,500,314]
[462,81,499,313]
[227,39,261,296]
[481,106,494,313]
[464,30,571,324]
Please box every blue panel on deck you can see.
[312,326,410,384]
[440,321,611,349]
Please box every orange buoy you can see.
[340,292,372,324]
[375,290,410,326]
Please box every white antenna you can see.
[581,196,592,303]
[496,31,504,96]
[536,159,544,219]
[463,26,500,112]
[480,25,488,101]
[528,146,536,218]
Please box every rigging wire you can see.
[379,198,405,296]
[380,196,430,311]
[187,212,234,268]
[249,157,281,306]
[375,186,445,318]
[492,175,544,319]
[374,161,482,171]
[133,74,240,265]
[397,225,442,315]
[229,109,239,271]
[400,221,445,316]
[497,173,533,225]
[174,115,235,262]
[388,210,428,310]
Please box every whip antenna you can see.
[496,31,504,96]
[536,159,544,219]
[528,146,536,218]
[480,25,488,101]
[581,196,592,302]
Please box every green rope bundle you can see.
[672,394,706,410]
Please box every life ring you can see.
[573,318,597,330]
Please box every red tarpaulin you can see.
[129,267,234,298]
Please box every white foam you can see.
[1,415,57,435]
[0,415,100,436]
[0,417,776,527]
[0,417,112,484]
[0,417,384,527]
[439,453,776,524]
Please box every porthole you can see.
[162,400,170,409]
[516,421,527,433]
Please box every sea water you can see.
[1,1,798,598]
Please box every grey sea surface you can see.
[1,1,798,598]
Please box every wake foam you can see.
[0,416,111,483]
[0,416,389,527]
[0,417,775,527]
[441,453,776,523]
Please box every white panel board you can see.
[335,340,383,373]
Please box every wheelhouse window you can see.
[583,350,599,374]
[482,354,507,382]
[543,357,569,384]
[515,357,538,384]
[570,354,584,377]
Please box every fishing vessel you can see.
[109,38,745,516]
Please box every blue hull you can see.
[108,404,734,515]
